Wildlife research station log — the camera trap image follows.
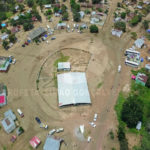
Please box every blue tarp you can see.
[44,34,48,38]
[1,23,6,27]
[141,58,144,62]
[147,29,150,33]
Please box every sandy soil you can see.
[0,0,136,150]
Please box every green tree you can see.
[92,0,102,4]
[45,9,52,16]
[9,34,16,43]
[130,15,142,26]
[90,25,99,33]
[23,22,33,31]
[2,40,9,49]
[62,12,69,21]
[19,4,25,12]
[143,20,149,30]
[131,32,137,40]
[53,7,59,13]
[121,96,143,128]
[61,4,67,14]
[27,0,34,7]
[121,12,126,19]
[73,12,81,22]
[114,21,126,32]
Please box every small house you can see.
[57,23,66,29]
[134,38,145,48]
[4,109,16,121]
[79,11,85,19]
[15,5,19,11]
[43,135,62,150]
[145,64,150,72]
[136,73,148,86]
[136,121,142,130]
[1,116,16,133]
[0,56,10,72]
[0,83,7,107]
[13,16,19,21]
[44,4,52,9]
[30,136,41,149]
[0,33,9,41]
[57,62,71,71]
[111,29,123,38]
[11,26,20,34]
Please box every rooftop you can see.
[136,73,148,84]
[43,136,62,150]
[57,72,91,107]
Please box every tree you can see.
[2,40,9,49]
[45,9,52,16]
[143,20,149,30]
[23,22,33,31]
[62,12,69,21]
[90,25,99,33]
[9,34,16,43]
[78,0,86,2]
[73,12,80,22]
[53,7,59,13]
[92,0,102,4]
[27,0,34,7]
[19,4,25,12]
[130,15,142,26]
[61,4,67,14]
[121,96,143,128]
[131,32,137,40]
[114,21,126,32]
[121,12,126,19]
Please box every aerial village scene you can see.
[0,0,150,150]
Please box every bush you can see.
[62,12,69,21]
[92,0,102,4]
[114,21,126,32]
[84,9,91,14]
[73,12,80,22]
[130,15,142,26]
[23,22,33,31]
[27,0,34,7]
[121,95,143,128]
[143,20,149,30]
[121,12,126,19]
[90,25,99,33]
[2,41,9,49]
[131,32,137,40]
[53,7,59,13]
[9,34,17,43]
[45,9,52,16]
[98,8,103,12]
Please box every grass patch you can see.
[54,53,69,67]
[115,92,126,126]
[53,72,57,88]
[97,82,103,88]
[84,129,91,138]
[6,12,13,18]
[3,146,7,150]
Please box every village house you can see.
[136,73,148,86]
[0,83,7,107]
[0,56,10,72]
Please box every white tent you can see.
[57,72,91,107]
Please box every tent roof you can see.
[28,27,46,40]
[57,72,91,107]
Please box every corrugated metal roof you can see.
[58,62,70,70]
[28,27,46,40]
[43,136,61,150]
[4,109,16,121]
[57,72,91,107]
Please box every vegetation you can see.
[27,0,34,7]
[54,53,70,67]
[2,41,9,49]
[109,130,114,139]
[131,32,137,40]
[121,96,143,128]
[23,22,34,31]
[114,21,126,32]
[73,12,80,22]
[9,34,17,43]
[90,25,99,33]
[142,20,149,30]
[92,0,102,4]
[97,82,103,88]
[130,14,142,26]
[121,12,126,19]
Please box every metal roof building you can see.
[1,116,16,133]
[43,136,62,150]
[4,109,16,121]
[57,72,91,107]
[57,62,71,71]
[28,27,46,40]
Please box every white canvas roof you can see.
[58,62,70,70]
[57,72,91,107]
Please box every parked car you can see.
[49,129,56,135]
[93,113,98,122]
[35,117,41,124]
[22,44,25,47]
[56,128,64,133]
[25,41,29,45]
[17,109,24,117]
[51,37,56,40]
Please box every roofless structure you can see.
[57,72,91,107]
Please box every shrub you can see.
[121,12,126,19]
[90,25,99,33]
[131,32,137,40]
[73,12,81,22]
[143,20,149,30]
[114,21,126,32]
[121,95,143,128]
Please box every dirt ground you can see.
[0,0,138,150]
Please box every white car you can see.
[56,128,64,133]
[87,136,91,142]
[49,129,56,135]
[89,122,96,128]
[93,113,98,122]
